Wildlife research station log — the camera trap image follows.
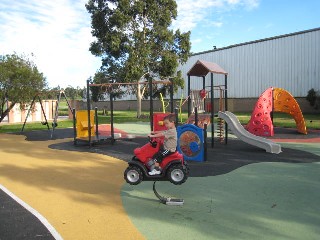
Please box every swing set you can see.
[21,90,73,138]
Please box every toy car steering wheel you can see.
[148,136,157,148]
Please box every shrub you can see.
[306,88,320,109]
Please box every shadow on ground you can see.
[16,128,320,178]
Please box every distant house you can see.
[4,100,57,124]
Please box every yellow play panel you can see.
[0,133,144,240]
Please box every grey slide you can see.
[218,111,282,154]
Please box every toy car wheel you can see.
[124,166,143,185]
[132,156,139,161]
[167,164,188,185]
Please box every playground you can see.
[0,122,320,240]
[1,60,320,239]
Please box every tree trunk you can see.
[136,84,142,118]
[0,102,15,123]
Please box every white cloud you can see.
[172,0,259,51]
[192,38,203,44]
[243,0,260,10]
[227,0,240,4]
[211,21,223,27]
[172,0,260,32]
[0,0,261,88]
[0,0,101,88]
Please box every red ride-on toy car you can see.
[124,137,189,186]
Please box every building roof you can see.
[187,60,228,76]
[192,27,320,57]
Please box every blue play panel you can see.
[177,124,204,162]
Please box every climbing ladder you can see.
[217,87,225,143]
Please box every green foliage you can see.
[306,88,320,109]
[306,88,316,106]
[87,74,116,102]
[43,85,85,100]
[86,0,191,99]
[0,53,47,122]
[64,86,85,100]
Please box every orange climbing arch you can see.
[247,87,307,136]
[273,88,307,135]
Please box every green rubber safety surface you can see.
[121,143,320,240]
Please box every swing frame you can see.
[82,78,175,146]
[21,90,73,139]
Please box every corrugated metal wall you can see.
[177,28,320,99]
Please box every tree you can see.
[64,86,86,100]
[306,88,320,110]
[86,0,191,117]
[0,53,47,123]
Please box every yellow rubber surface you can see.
[0,133,145,240]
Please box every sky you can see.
[0,0,319,88]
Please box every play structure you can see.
[73,109,96,144]
[21,94,50,132]
[247,87,307,136]
[186,60,229,147]
[151,60,229,163]
[152,110,208,162]
[21,90,73,138]
[73,79,175,146]
[77,63,226,161]
[73,106,125,145]
[153,112,171,132]
[78,61,289,158]
[183,60,283,155]
[177,123,207,162]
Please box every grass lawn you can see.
[234,112,319,129]
[0,111,319,133]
